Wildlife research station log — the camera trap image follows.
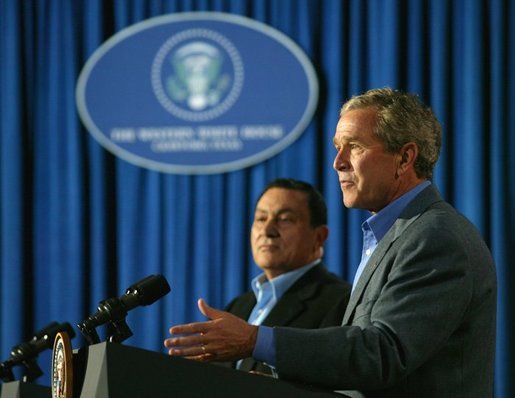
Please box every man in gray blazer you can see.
[165,88,497,397]
[224,178,351,375]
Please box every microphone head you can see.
[125,274,171,306]
[32,322,76,350]
[8,322,76,365]
[32,322,60,341]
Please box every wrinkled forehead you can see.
[334,108,381,141]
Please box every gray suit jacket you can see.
[275,185,496,397]
[225,263,351,375]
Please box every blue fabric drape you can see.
[1,0,513,395]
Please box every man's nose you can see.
[264,219,279,237]
[333,148,350,171]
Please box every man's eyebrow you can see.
[333,134,361,143]
[255,207,296,215]
[334,134,379,149]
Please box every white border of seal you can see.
[76,12,319,174]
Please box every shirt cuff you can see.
[252,325,276,368]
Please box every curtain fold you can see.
[1,0,25,353]
[1,0,513,395]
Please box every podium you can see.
[75,342,343,397]
[1,342,347,397]
[0,381,50,398]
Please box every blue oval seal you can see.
[76,12,318,174]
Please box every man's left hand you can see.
[164,298,258,362]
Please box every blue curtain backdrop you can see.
[1,0,513,395]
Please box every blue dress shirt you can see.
[248,259,320,325]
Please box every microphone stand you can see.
[78,297,133,345]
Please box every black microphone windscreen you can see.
[32,322,76,351]
[32,322,59,341]
[125,274,171,306]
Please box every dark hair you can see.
[257,178,327,227]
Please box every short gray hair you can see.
[341,87,441,179]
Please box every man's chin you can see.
[257,260,281,268]
[256,261,285,271]
[343,197,358,208]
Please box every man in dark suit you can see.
[224,179,351,374]
[165,88,496,397]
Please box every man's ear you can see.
[315,225,329,247]
[397,142,418,176]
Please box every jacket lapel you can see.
[263,264,325,326]
[342,185,443,325]
[228,293,256,321]
[263,294,307,326]
[342,242,392,324]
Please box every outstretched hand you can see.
[164,298,258,362]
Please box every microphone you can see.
[0,322,76,382]
[78,274,171,345]
[122,273,172,309]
